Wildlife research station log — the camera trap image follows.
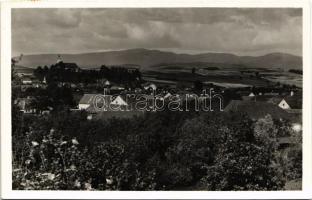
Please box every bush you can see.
[12,111,296,190]
[12,128,158,190]
[199,114,285,190]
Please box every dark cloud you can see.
[12,8,302,56]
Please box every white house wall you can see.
[111,96,128,106]
[78,104,90,110]
[278,99,291,109]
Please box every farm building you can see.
[224,100,301,123]
[78,94,98,110]
[268,95,302,110]
[78,94,112,110]
[110,96,128,106]
[77,93,146,120]
[78,94,129,112]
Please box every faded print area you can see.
[11,8,302,191]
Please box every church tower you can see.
[56,54,63,63]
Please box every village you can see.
[8,6,305,191]
[12,56,302,149]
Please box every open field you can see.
[142,65,302,88]
[143,69,272,88]
[261,71,302,88]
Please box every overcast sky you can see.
[12,8,302,57]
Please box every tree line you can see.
[34,64,142,87]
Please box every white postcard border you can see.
[1,0,311,199]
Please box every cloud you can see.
[47,9,82,28]
[12,8,302,56]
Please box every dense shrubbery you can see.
[201,116,286,190]
[12,109,302,190]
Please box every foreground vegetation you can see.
[12,107,301,190]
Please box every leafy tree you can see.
[12,109,294,190]
[200,114,285,190]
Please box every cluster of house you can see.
[77,81,302,129]
[14,96,53,115]
[19,76,47,89]
[224,90,302,138]
[230,90,302,113]
[14,67,48,113]
[89,85,301,148]
[14,56,303,137]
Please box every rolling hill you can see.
[15,48,302,70]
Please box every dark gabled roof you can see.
[267,95,302,109]
[79,94,111,105]
[85,95,113,113]
[283,96,302,109]
[224,100,300,122]
[79,94,97,104]
[80,94,134,113]
[253,95,277,102]
[267,97,283,105]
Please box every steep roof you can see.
[224,100,300,122]
[80,94,136,113]
[111,96,128,106]
[268,95,302,109]
[79,94,112,105]
[79,94,97,104]
[86,95,113,113]
[267,97,283,105]
[283,96,302,109]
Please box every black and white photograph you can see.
[1,0,312,198]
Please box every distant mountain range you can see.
[15,48,302,70]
